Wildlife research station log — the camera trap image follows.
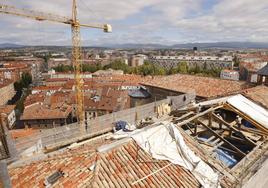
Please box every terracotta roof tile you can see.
[0,105,15,114]
[8,136,111,188]
[32,86,62,92]
[21,103,72,120]
[10,128,39,139]
[142,74,249,98]
[8,138,200,188]
[243,86,268,109]
[46,78,70,82]
[24,93,46,107]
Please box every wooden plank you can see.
[224,104,268,135]
[240,127,268,137]
[211,138,221,145]
[196,119,246,157]
[176,105,223,126]
[242,156,268,188]
[176,125,238,183]
[211,141,224,151]
[212,113,257,146]
[174,111,194,121]
[205,135,216,143]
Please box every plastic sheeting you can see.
[131,122,221,188]
[215,149,237,168]
[227,94,268,128]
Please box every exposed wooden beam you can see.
[175,105,223,126]
[212,113,257,146]
[208,112,212,127]
[240,127,268,137]
[196,119,246,157]
[176,125,238,183]
[173,111,194,121]
[224,104,268,134]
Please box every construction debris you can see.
[157,103,171,117]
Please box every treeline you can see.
[53,60,222,77]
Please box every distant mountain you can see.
[103,43,169,49]
[102,42,268,49]
[171,42,268,49]
[0,43,25,48]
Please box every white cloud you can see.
[175,0,268,42]
[0,0,268,45]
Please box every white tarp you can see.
[227,94,268,128]
[131,122,220,188]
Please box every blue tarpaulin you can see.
[215,149,237,167]
[114,121,132,132]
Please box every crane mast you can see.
[0,0,112,128]
[71,0,84,126]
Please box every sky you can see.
[0,0,268,46]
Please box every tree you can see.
[104,60,130,73]
[21,72,32,88]
[233,55,239,67]
[53,65,73,72]
[203,62,208,71]
[82,64,102,73]
[177,62,188,74]
[14,81,23,92]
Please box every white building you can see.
[49,70,92,79]
[220,70,240,81]
[131,54,148,67]
[0,105,16,129]
[150,55,234,69]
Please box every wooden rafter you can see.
[175,105,223,126]
[211,113,257,146]
[196,119,246,157]
[224,104,268,134]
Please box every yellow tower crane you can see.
[0,0,112,128]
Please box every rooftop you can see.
[257,64,268,76]
[0,79,14,88]
[243,86,268,110]
[24,93,46,107]
[45,78,70,82]
[222,69,239,73]
[10,128,39,140]
[0,105,15,115]
[32,86,62,92]
[8,137,200,188]
[21,103,72,120]
[142,74,249,98]
[240,61,267,72]
[0,62,30,70]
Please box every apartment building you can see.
[150,55,234,69]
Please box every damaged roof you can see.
[8,138,200,188]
